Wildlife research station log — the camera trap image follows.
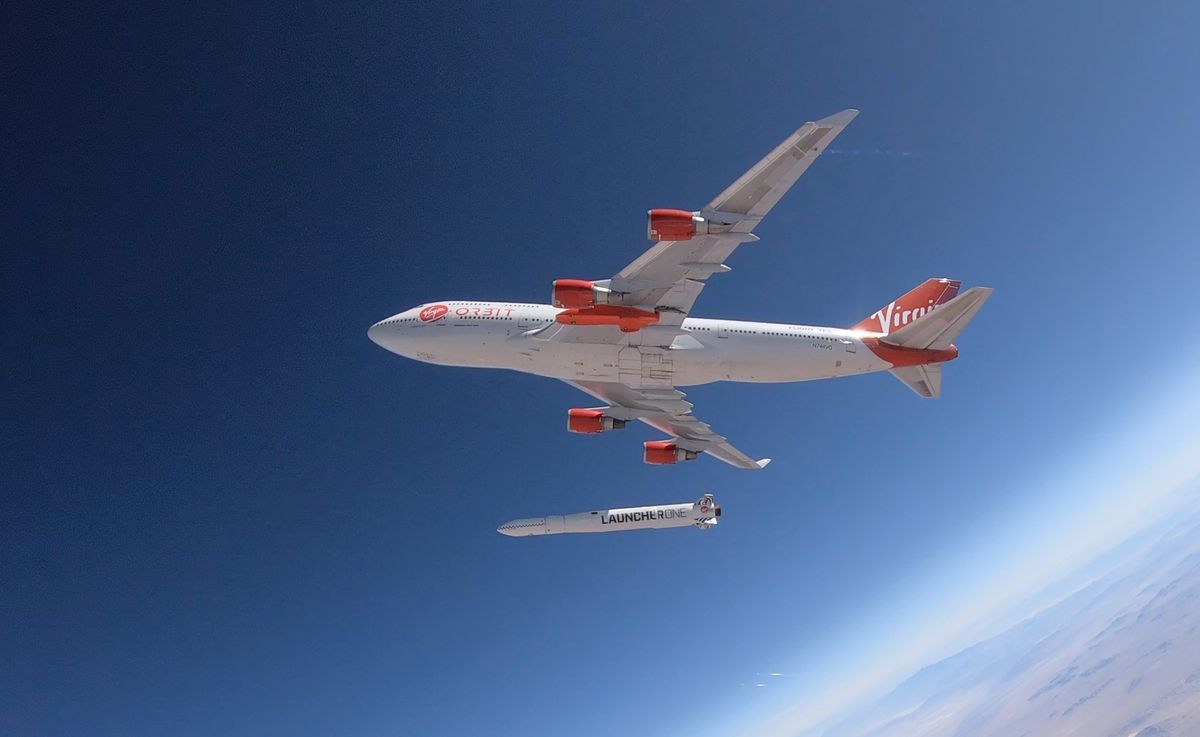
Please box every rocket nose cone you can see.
[496,517,545,537]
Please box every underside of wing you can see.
[566,380,771,470]
[706,108,860,226]
[606,109,859,319]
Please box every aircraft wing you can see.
[544,111,858,468]
[566,380,771,470]
[606,109,859,324]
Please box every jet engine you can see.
[552,279,658,333]
[647,209,711,241]
[566,408,626,434]
[643,440,699,465]
[552,279,610,309]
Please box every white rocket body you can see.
[497,494,719,537]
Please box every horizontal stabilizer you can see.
[890,364,942,398]
[881,287,993,350]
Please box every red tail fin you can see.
[852,278,961,336]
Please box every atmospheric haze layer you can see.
[801,487,1200,737]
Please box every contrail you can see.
[827,148,917,157]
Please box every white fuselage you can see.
[368,301,892,385]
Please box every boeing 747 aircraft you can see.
[369,110,992,469]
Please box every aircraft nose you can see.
[368,317,408,353]
[367,319,389,348]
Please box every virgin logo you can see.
[419,304,449,322]
[871,299,938,336]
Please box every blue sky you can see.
[4,3,1200,736]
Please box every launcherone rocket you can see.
[497,494,719,537]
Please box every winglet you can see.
[814,109,859,129]
[756,458,772,469]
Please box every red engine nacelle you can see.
[552,279,600,309]
[555,304,659,333]
[567,408,626,434]
[647,209,709,241]
[552,278,658,333]
[643,440,699,465]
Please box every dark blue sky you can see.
[4,3,1200,736]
